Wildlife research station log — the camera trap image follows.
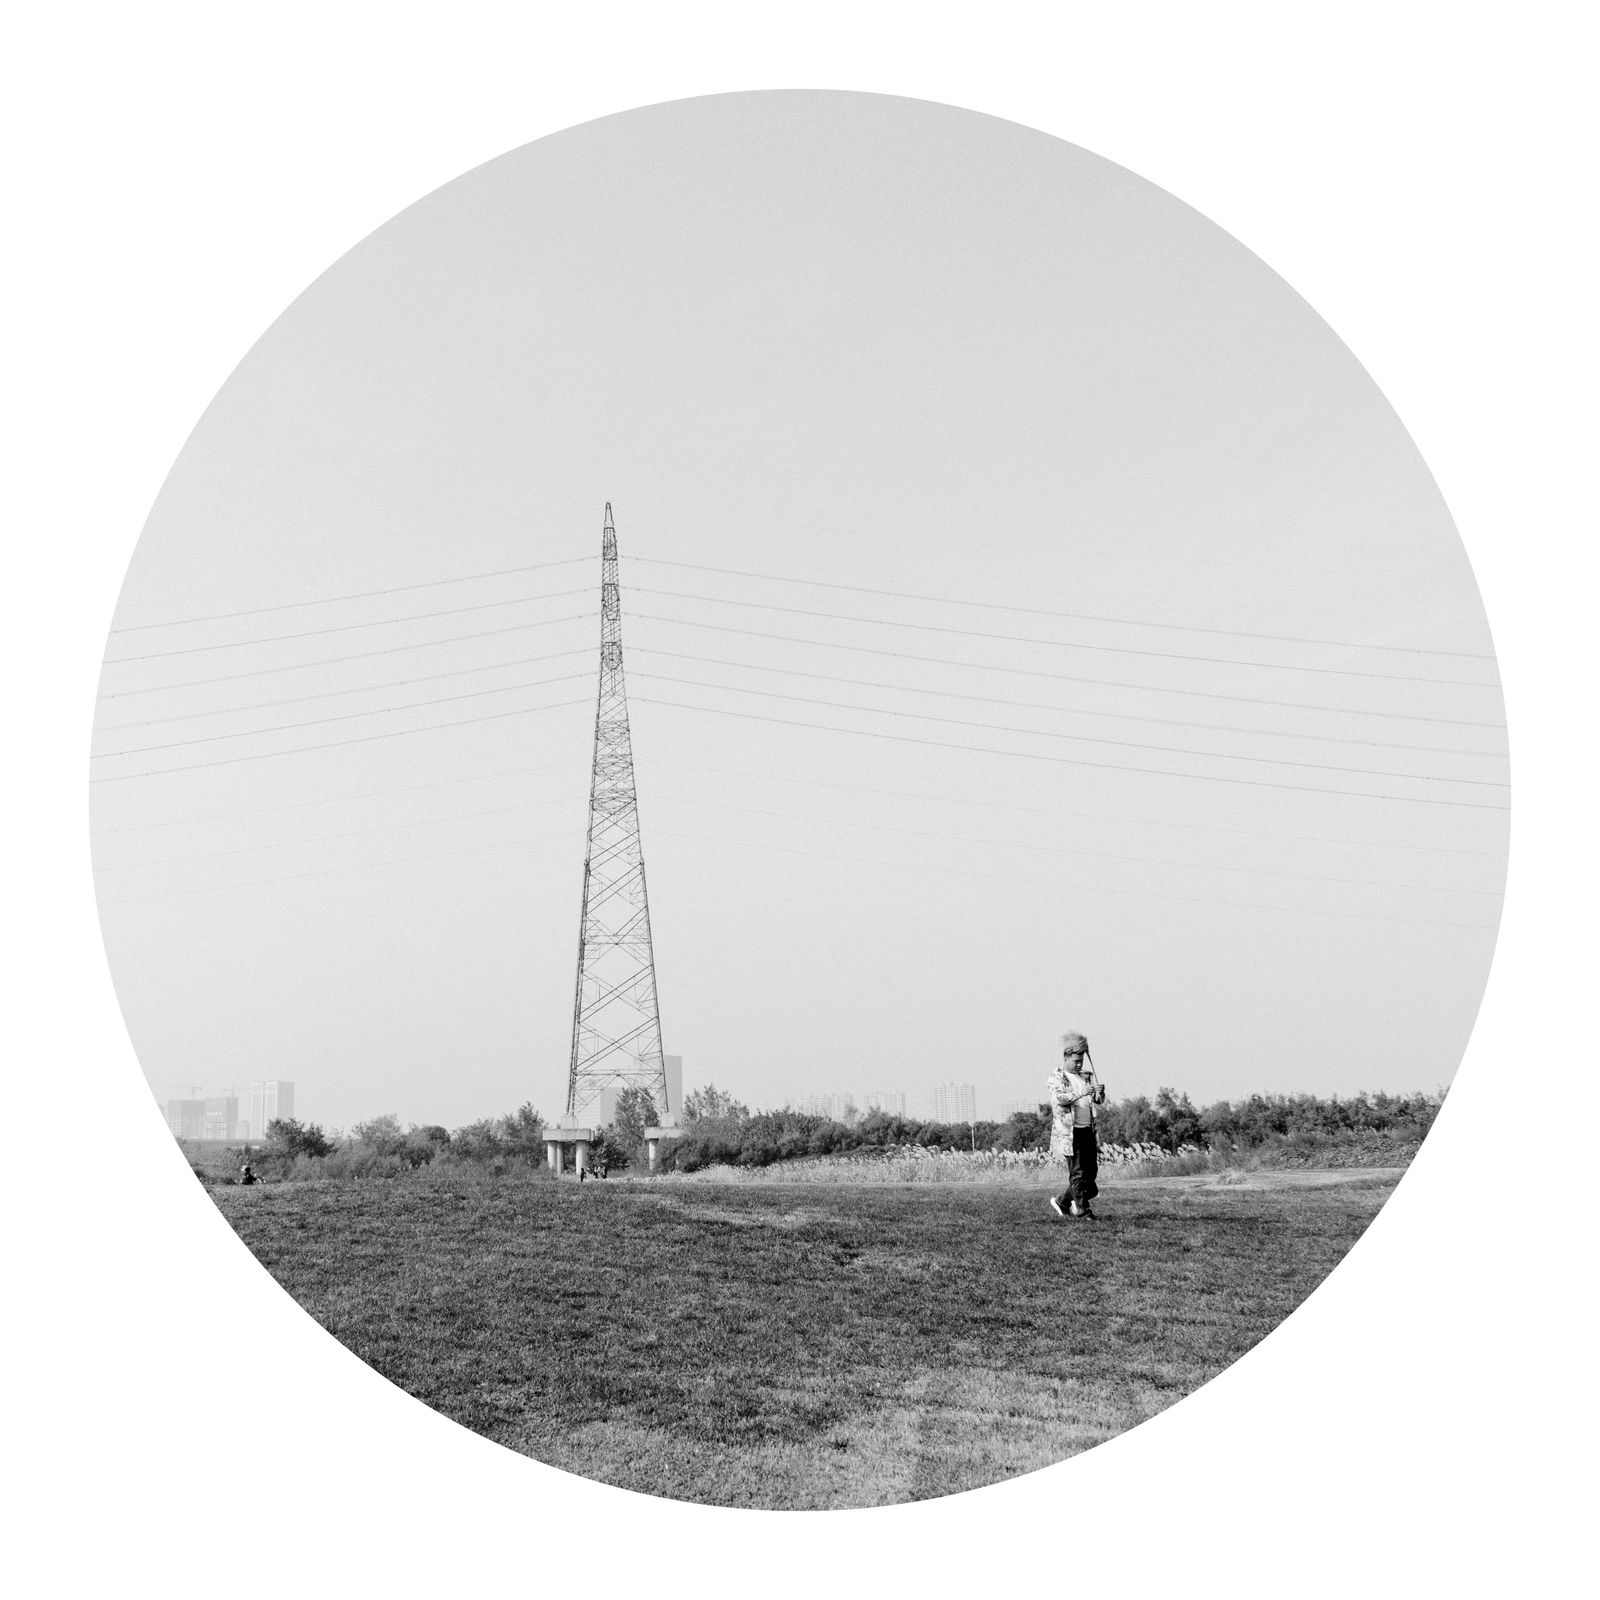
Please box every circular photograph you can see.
[92,90,1507,1508]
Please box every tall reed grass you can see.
[662,1141,1205,1186]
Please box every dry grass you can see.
[663,1143,1204,1185]
[212,1168,1396,1507]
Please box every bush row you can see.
[193,1084,1443,1183]
[667,1086,1443,1171]
[205,1104,564,1183]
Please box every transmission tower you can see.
[561,504,671,1126]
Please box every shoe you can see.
[1049,1196,1065,1218]
[1068,1202,1084,1218]
[1082,1204,1098,1220]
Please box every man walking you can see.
[1048,1032,1105,1220]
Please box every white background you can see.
[5,4,1594,1594]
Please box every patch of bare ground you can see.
[1104,1166,1410,1191]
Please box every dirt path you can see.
[1106,1166,1407,1191]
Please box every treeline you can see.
[1099,1087,1442,1154]
[197,1083,1442,1183]
[670,1086,1444,1171]
[225,1104,561,1182]
[218,1090,663,1182]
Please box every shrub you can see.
[589,1127,633,1173]
[306,1145,406,1180]
[683,1084,751,1123]
[265,1117,333,1159]
[1095,1089,1203,1153]
[994,1106,1050,1152]
[610,1085,658,1163]
[1196,1090,1443,1155]
[400,1125,451,1168]
[349,1113,405,1153]
[495,1103,545,1158]
[450,1118,505,1162]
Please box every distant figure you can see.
[238,1163,258,1187]
[1048,1032,1105,1221]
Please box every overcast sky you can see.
[90,91,1507,1131]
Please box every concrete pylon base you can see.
[542,1126,602,1176]
[643,1125,685,1172]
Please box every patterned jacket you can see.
[1048,1066,1103,1153]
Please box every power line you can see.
[648,827,1500,933]
[628,586,1501,688]
[97,616,593,697]
[628,555,1498,661]
[91,758,587,832]
[98,782,1500,903]
[94,637,1510,759]
[97,793,584,871]
[89,695,592,782]
[109,554,591,632]
[104,592,1508,741]
[88,748,1506,864]
[643,756,1508,858]
[95,801,1498,930]
[94,673,593,758]
[96,827,587,907]
[629,646,1508,758]
[633,696,1512,811]
[102,589,594,663]
[97,647,593,731]
[628,610,1509,729]
[112,544,1494,664]
[631,671,1510,788]
[647,792,1500,897]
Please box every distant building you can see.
[1001,1097,1044,1120]
[924,1083,977,1125]
[789,1091,906,1123]
[166,1093,244,1140]
[165,1099,207,1140]
[598,1056,681,1125]
[248,1081,294,1140]
[794,1093,847,1120]
[202,1096,240,1141]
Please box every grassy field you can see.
[211,1167,1396,1508]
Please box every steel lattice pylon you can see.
[562,504,670,1125]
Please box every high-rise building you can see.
[924,1083,977,1124]
[795,1093,845,1119]
[248,1081,294,1140]
[165,1099,207,1140]
[202,1096,239,1141]
[789,1090,908,1122]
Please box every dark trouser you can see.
[1056,1127,1099,1210]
